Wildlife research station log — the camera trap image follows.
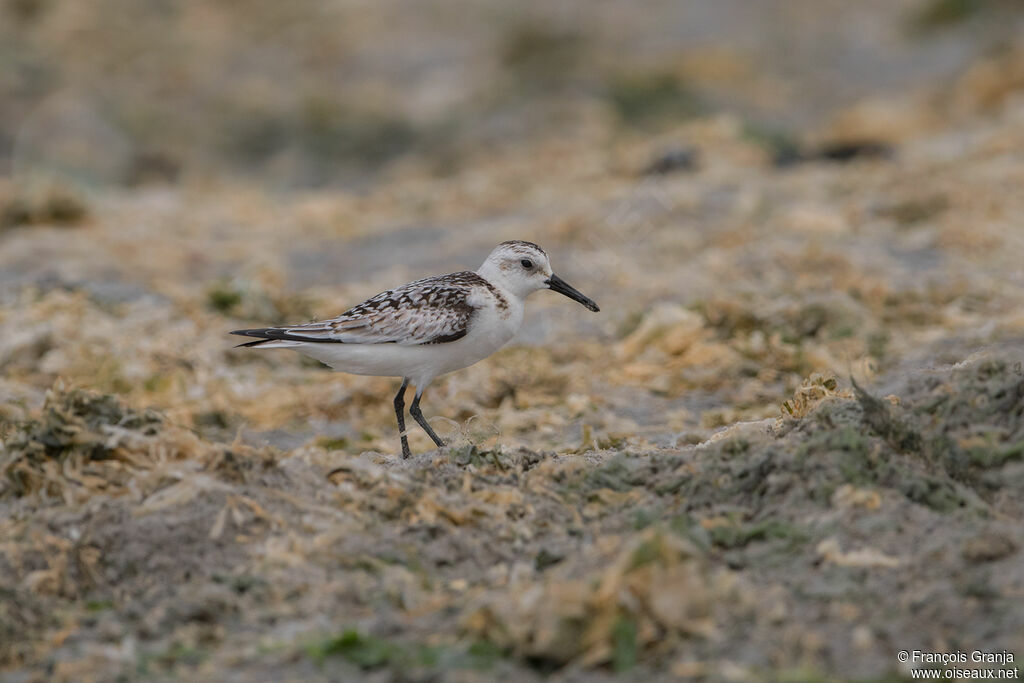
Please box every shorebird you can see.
[231,241,600,458]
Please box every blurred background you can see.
[3,1,1024,680]
[4,0,1024,444]
[3,0,1024,187]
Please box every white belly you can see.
[277,299,522,387]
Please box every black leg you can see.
[410,388,445,449]
[394,379,411,459]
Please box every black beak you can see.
[545,274,600,312]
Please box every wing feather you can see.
[231,272,484,346]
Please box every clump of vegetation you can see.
[640,146,698,176]
[781,373,850,419]
[205,277,313,324]
[581,454,659,492]
[499,22,587,91]
[707,518,808,550]
[463,528,722,670]
[304,629,512,674]
[316,436,350,451]
[742,121,802,164]
[697,296,868,346]
[879,194,949,227]
[205,282,243,314]
[1,386,163,497]
[448,443,518,471]
[605,72,706,127]
[4,0,48,23]
[3,387,162,460]
[911,0,983,30]
[0,183,89,229]
[305,628,440,670]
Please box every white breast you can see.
[457,282,523,364]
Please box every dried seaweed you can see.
[2,386,163,497]
[3,17,1024,679]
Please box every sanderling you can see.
[231,240,599,458]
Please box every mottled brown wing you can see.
[255,273,481,346]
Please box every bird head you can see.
[478,240,600,311]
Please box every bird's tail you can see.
[229,328,303,349]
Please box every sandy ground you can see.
[3,2,1024,681]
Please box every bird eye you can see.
[520,259,533,269]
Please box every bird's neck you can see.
[476,264,525,304]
